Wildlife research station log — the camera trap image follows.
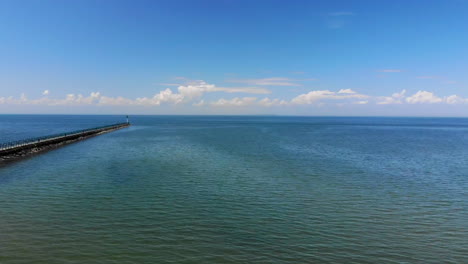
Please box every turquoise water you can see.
[0,115,467,263]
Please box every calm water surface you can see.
[0,115,467,263]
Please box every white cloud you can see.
[77,92,101,104]
[206,97,288,107]
[258,98,287,107]
[2,84,468,110]
[0,96,21,105]
[176,81,216,99]
[177,80,270,97]
[133,80,270,106]
[338,89,356,94]
[42,90,49,95]
[135,88,184,105]
[354,100,368,105]
[445,95,468,105]
[291,90,368,105]
[20,93,27,102]
[211,97,257,107]
[0,80,269,107]
[377,89,406,105]
[406,90,443,104]
[193,100,205,107]
[0,92,103,106]
[47,92,101,105]
[291,90,335,104]
[99,96,135,106]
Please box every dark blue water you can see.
[0,115,467,263]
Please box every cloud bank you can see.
[2,81,468,111]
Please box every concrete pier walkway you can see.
[0,122,130,162]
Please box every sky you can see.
[1,0,468,116]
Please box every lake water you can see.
[0,115,467,263]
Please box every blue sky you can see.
[1,0,467,116]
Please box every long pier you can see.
[0,122,130,162]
